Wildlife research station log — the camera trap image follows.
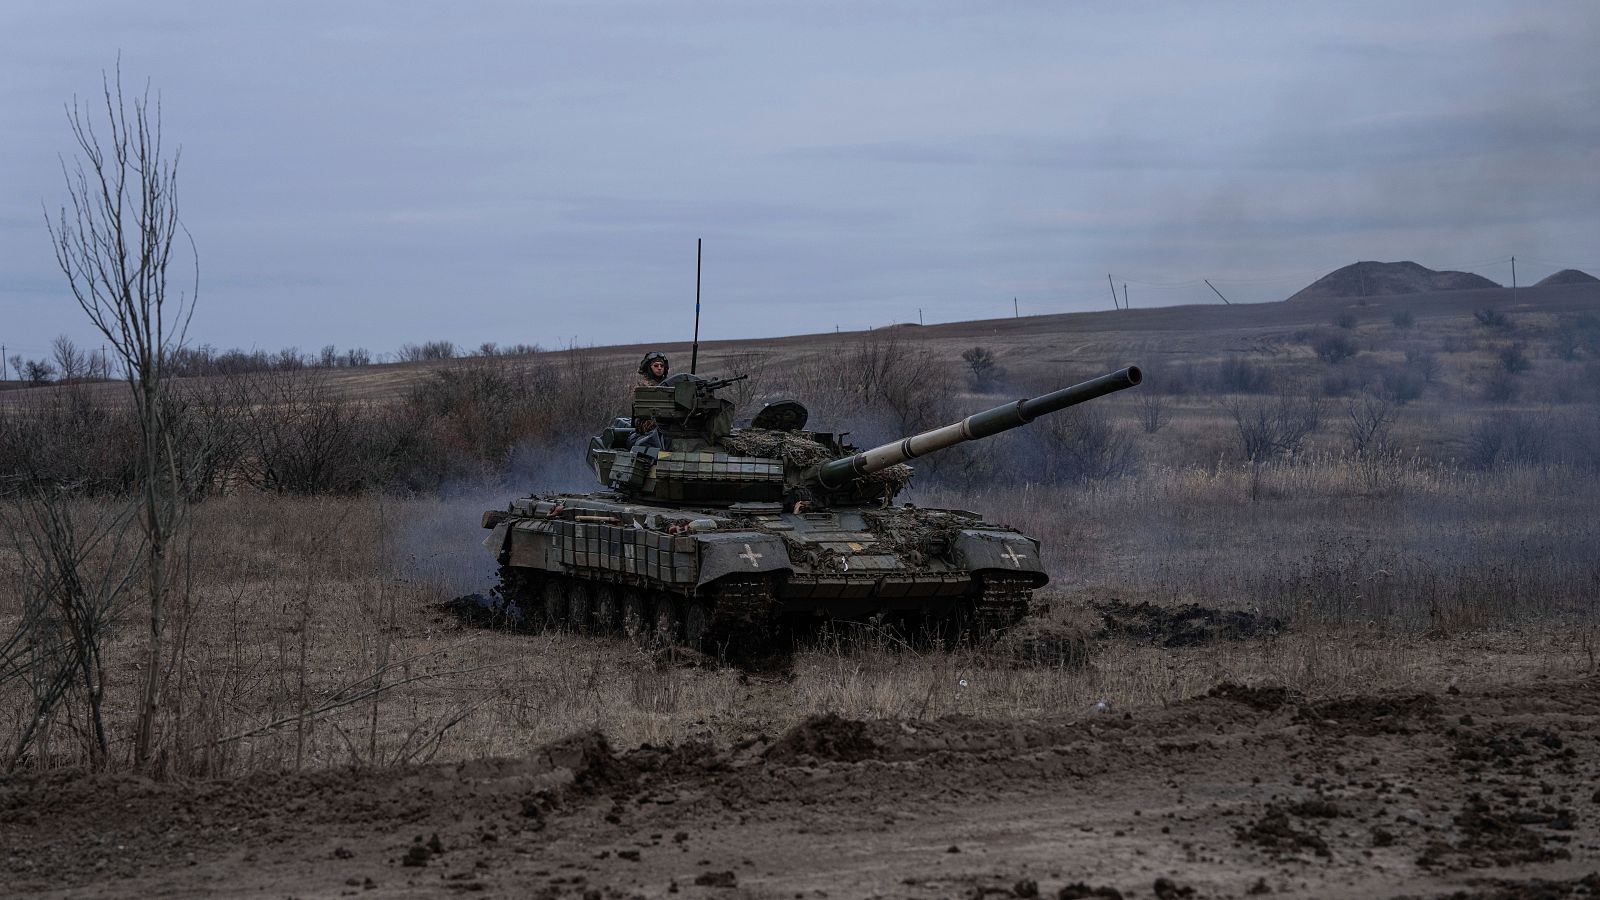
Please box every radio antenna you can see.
[690,238,702,374]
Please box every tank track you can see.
[706,576,778,653]
[972,574,1033,636]
[492,565,541,627]
[494,566,780,656]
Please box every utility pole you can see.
[1,344,6,381]
[1511,255,1517,297]
[919,308,924,326]
[1204,279,1232,305]
[1013,297,1018,318]
[1122,283,1129,310]
[1107,274,1119,310]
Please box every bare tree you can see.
[960,346,1005,391]
[22,359,56,386]
[51,335,87,382]
[87,347,114,380]
[47,67,196,767]
[398,340,456,362]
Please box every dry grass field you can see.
[3,280,1599,897]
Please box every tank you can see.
[481,365,1143,651]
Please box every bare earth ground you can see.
[4,676,1597,899]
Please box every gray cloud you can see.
[0,1,1596,352]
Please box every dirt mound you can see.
[1092,599,1281,647]
[1289,261,1501,301]
[1207,683,1299,712]
[1234,803,1332,858]
[765,713,880,764]
[1296,692,1440,734]
[1535,268,1599,287]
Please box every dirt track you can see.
[4,678,1597,899]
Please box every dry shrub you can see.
[1228,388,1325,463]
[0,387,138,492]
[225,370,403,494]
[840,329,956,434]
[0,484,140,769]
[1461,413,1553,470]
[1474,308,1514,329]
[1027,406,1137,484]
[1218,356,1275,393]
[1313,331,1358,364]
[1138,392,1168,434]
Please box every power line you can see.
[1519,253,1600,271]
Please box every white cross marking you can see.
[1000,544,1027,567]
[739,543,764,568]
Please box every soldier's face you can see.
[650,360,666,376]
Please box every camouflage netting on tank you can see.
[862,510,961,565]
[718,428,833,467]
[718,429,913,488]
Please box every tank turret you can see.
[589,366,1143,509]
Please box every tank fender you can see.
[951,530,1048,586]
[694,532,793,587]
[482,521,511,560]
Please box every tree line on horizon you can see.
[2,335,549,387]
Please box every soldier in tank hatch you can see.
[631,351,672,450]
[638,351,669,386]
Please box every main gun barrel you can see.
[813,366,1142,489]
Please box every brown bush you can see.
[1228,388,1325,463]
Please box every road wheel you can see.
[683,597,711,649]
[591,583,620,635]
[541,577,568,630]
[652,595,682,644]
[621,588,648,641]
[566,580,592,632]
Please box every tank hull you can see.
[483,491,1046,647]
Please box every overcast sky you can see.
[2,1,1596,360]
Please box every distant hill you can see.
[1535,268,1599,287]
[1288,261,1501,301]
